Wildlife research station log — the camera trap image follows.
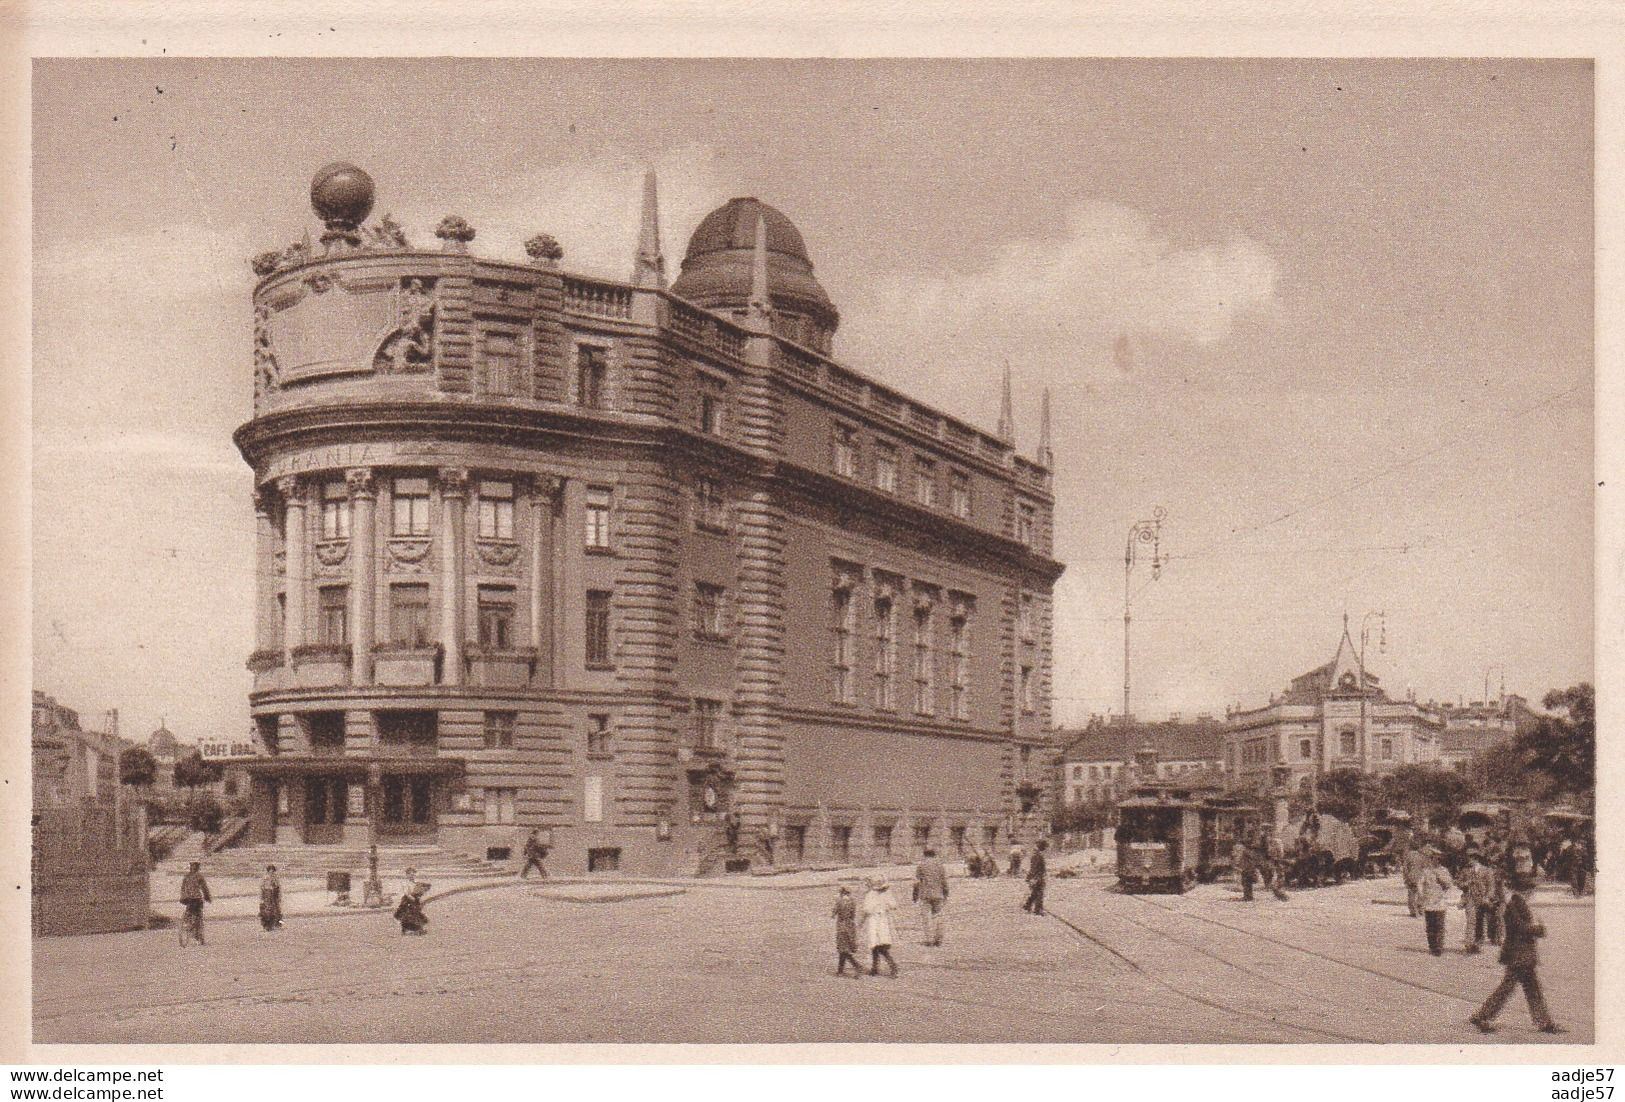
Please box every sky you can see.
[30,58,1593,743]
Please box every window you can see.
[831,825,852,862]
[393,477,430,536]
[949,600,971,720]
[317,585,348,646]
[833,424,857,479]
[912,601,935,716]
[477,585,515,648]
[1339,728,1357,756]
[874,443,898,493]
[784,824,806,862]
[913,823,931,851]
[1089,765,1100,780]
[320,481,350,540]
[950,471,971,519]
[306,712,345,748]
[484,711,516,750]
[1380,737,1394,761]
[1299,738,1314,761]
[585,590,612,666]
[377,710,436,744]
[692,699,723,751]
[587,714,611,756]
[832,583,856,704]
[389,583,431,646]
[695,477,727,531]
[275,593,286,649]
[584,486,612,550]
[478,480,514,540]
[694,582,727,640]
[914,458,937,508]
[697,376,726,435]
[1017,501,1036,546]
[576,344,607,409]
[480,328,521,397]
[951,825,966,855]
[1019,663,1034,714]
[873,590,896,711]
[583,776,604,822]
[1019,592,1035,641]
[483,787,516,824]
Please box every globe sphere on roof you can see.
[671,197,839,352]
[147,723,180,761]
[310,162,375,230]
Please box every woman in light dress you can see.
[860,877,900,977]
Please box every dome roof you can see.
[147,724,178,758]
[671,197,838,332]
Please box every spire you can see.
[1036,387,1053,468]
[996,361,1015,444]
[745,213,772,333]
[631,169,666,289]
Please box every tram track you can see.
[1123,892,1482,1007]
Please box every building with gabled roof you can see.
[1057,714,1227,805]
[1223,620,1443,798]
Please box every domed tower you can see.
[670,198,839,354]
[147,722,179,764]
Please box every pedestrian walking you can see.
[519,828,549,880]
[258,864,283,932]
[1022,839,1048,915]
[914,848,949,946]
[1571,835,1593,897]
[860,878,900,977]
[1418,847,1453,955]
[1471,871,1565,1034]
[1264,830,1290,900]
[394,879,429,935]
[1402,841,1428,918]
[832,884,862,978]
[1457,853,1495,953]
[1235,838,1256,902]
[179,861,211,946]
[1008,843,1023,878]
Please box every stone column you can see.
[438,468,469,685]
[253,486,278,653]
[277,476,306,664]
[549,477,567,687]
[525,477,550,673]
[347,468,377,684]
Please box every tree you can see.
[1518,683,1594,798]
[1378,764,1474,826]
[118,745,157,788]
[1315,767,1381,824]
[171,749,223,799]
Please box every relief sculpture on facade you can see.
[374,277,437,374]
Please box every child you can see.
[832,884,862,978]
[860,878,900,977]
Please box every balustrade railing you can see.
[562,276,633,320]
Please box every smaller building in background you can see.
[1057,714,1227,805]
[31,690,149,937]
[1435,695,1538,772]
[1222,623,1443,798]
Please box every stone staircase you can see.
[167,843,511,882]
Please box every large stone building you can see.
[1057,714,1226,805]
[1223,623,1444,798]
[1436,694,1538,773]
[234,164,1064,875]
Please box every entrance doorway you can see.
[379,774,436,838]
[303,777,348,844]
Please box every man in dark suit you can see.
[1471,872,1565,1034]
[1022,840,1048,915]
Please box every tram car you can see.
[1116,789,1259,894]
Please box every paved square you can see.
[33,873,1592,1045]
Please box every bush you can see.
[188,796,224,835]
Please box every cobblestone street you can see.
[33,873,1593,1045]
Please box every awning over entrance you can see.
[243,756,464,778]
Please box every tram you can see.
[1115,788,1258,894]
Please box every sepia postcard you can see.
[4,0,1622,1071]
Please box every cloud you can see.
[841,200,1279,395]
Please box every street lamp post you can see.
[1355,611,1386,818]
[1123,508,1166,726]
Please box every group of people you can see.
[830,841,1051,978]
[1232,827,1292,902]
